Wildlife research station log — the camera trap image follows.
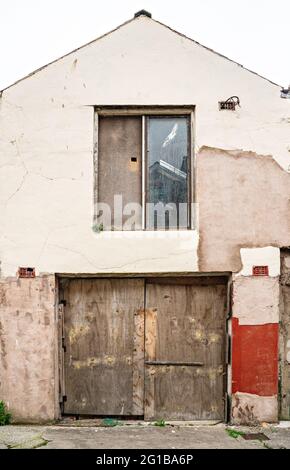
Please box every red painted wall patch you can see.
[232,317,278,396]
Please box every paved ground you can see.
[0,421,289,449]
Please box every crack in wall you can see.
[48,242,197,271]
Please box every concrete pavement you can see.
[0,421,289,449]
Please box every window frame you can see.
[94,106,195,231]
[144,114,192,230]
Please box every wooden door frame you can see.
[56,273,231,420]
[279,249,290,420]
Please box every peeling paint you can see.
[71,355,132,369]
[68,324,90,345]
[0,14,289,425]
[237,246,280,277]
[232,276,280,325]
[0,275,56,423]
[197,147,290,272]
[232,392,278,424]
[1,19,290,276]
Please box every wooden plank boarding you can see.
[280,250,290,419]
[144,308,157,420]
[61,276,227,420]
[132,308,145,415]
[58,302,65,404]
[98,116,142,230]
[144,278,227,420]
[63,278,145,416]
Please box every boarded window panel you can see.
[98,116,142,230]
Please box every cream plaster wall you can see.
[237,247,280,277]
[0,15,289,277]
[232,276,280,325]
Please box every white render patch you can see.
[237,246,280,277]
[287,340,290,363]
[0,229,199,277]
[232,276,279,325]
[273,421,290,428]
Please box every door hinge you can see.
[62,337,66,352]
[224,392,231,423]
[226,281,233,319]
[58,302,65,321]
[225,333,231,365]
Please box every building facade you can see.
[0,11,289,424]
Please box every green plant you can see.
[102,418,119,427]
[154,419,166,427]
[263,441,272,449]
[92,223,104,233]
[0,401,11,425]
[225,428,244,439]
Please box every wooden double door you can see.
[59,277,227,420]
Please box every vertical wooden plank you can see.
[63,278,145,415]
[132,308,145,415]
[58,303,65,403]
[144,308,157,420]
[145,278,227,420]
[98,116,142,230]
[279,251,290,419]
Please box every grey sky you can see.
[0,0,289,91]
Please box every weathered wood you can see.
[62,276,227,419]
[97,116,142,230]
[132,308,145,415]
[58,303,65,403]
[147,276,228,286]
[145,361,204,366]
[144,308,157,420]
[144,279,227,420]
[280,251,290,419]
[63,278,144,415]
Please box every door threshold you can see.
[58,417,223,427]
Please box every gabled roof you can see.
[1,11,281,93]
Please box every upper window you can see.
[95,111,192,231]
[146,116,190,229]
